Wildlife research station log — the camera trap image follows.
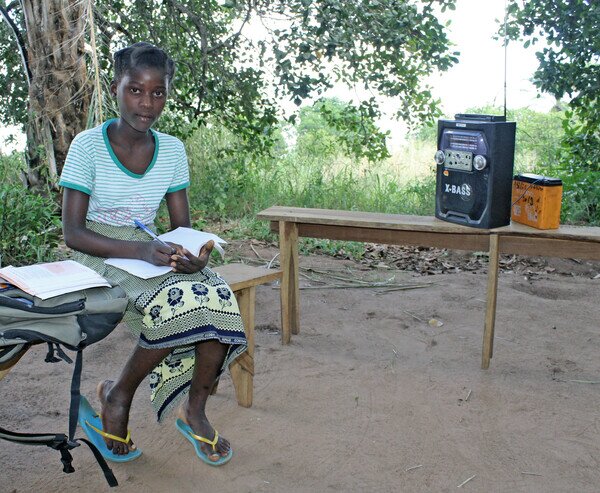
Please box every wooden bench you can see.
[257,206,600,369]
[1,263,283,410]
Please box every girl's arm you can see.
[62,188,174,265]
[165,189,213,273]
[165,188,193,229]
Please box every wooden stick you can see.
[267,252,280,269]
[405,464,423,472]
[457,475,476,488]
[250,244,265,261]
[403,310,425,322]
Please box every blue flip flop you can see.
[175,418,233,466]
[78,396,142,463]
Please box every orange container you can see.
[511,173,562,229]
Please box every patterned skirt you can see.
[72,222,247,421]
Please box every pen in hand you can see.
[133,219,176,254]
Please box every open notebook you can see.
[105,227,226,279]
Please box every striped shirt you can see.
[59,119,190,226]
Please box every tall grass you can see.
[185,123,436,223]
[180,119,437,260]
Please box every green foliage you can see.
[0,184,61,267]
[0,151,25,184]
[183,102,436,248]
[0,21,27,128]
[505,0,599,118]
[556,168,599,226]
[1,0,458,163]
[297,99,390,161]
[505,0,599,225]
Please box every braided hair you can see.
[113,42,175,86]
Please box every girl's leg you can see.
[98,345,172,455]
[179,339,229,460]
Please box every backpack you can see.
[0,285,129,487]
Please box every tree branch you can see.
[207,0,254,54]
[0,3,31,85]
[165,0,209,114]
[93,5,133,40]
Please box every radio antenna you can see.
[503,0,508,119]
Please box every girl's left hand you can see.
[169,240,214,273]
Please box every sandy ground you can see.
[1,244,599,493]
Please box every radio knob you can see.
[473,154,487,170]
[435,150,446,165]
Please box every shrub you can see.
[0,184,61,266]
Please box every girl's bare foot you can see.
[177,402,230,461]
[96,380,135,455]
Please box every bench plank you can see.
[499,235,600,260]
[214,263,282,291]
[270,222,491,252]
[258,206,490,234]
[494,222,600,242]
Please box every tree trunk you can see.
[21,0,91,192]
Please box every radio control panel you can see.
[444,150,472,171]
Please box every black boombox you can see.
[434,114,516,229]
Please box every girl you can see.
[60,42,246,465]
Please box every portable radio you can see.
[434,114,516,229]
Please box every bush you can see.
[0,150,25,184]
[0,184,61,266]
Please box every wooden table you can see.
[257,206,600,368]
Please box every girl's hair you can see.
[113,42,175,86]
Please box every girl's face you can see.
[111,66,169,133]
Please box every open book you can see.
[0,260,112,300]
[104,227,227,279]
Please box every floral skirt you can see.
[72,222,247,421]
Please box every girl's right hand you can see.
[140,240,177,266]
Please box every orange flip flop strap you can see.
[86,419,132,445]
[188,429,219,452]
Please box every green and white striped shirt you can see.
[59,119,189,226]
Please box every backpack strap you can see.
[0,426,117,487]
[0,347,118,487]
[45,342,73,364]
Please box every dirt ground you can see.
[1,241,599,493]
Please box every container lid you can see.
[514,173,562,186]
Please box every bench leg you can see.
[229,286,255,407]
[0,346,29,382]
[0,368,12,382]
[482,234,500,369]
[280,221,299,343]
